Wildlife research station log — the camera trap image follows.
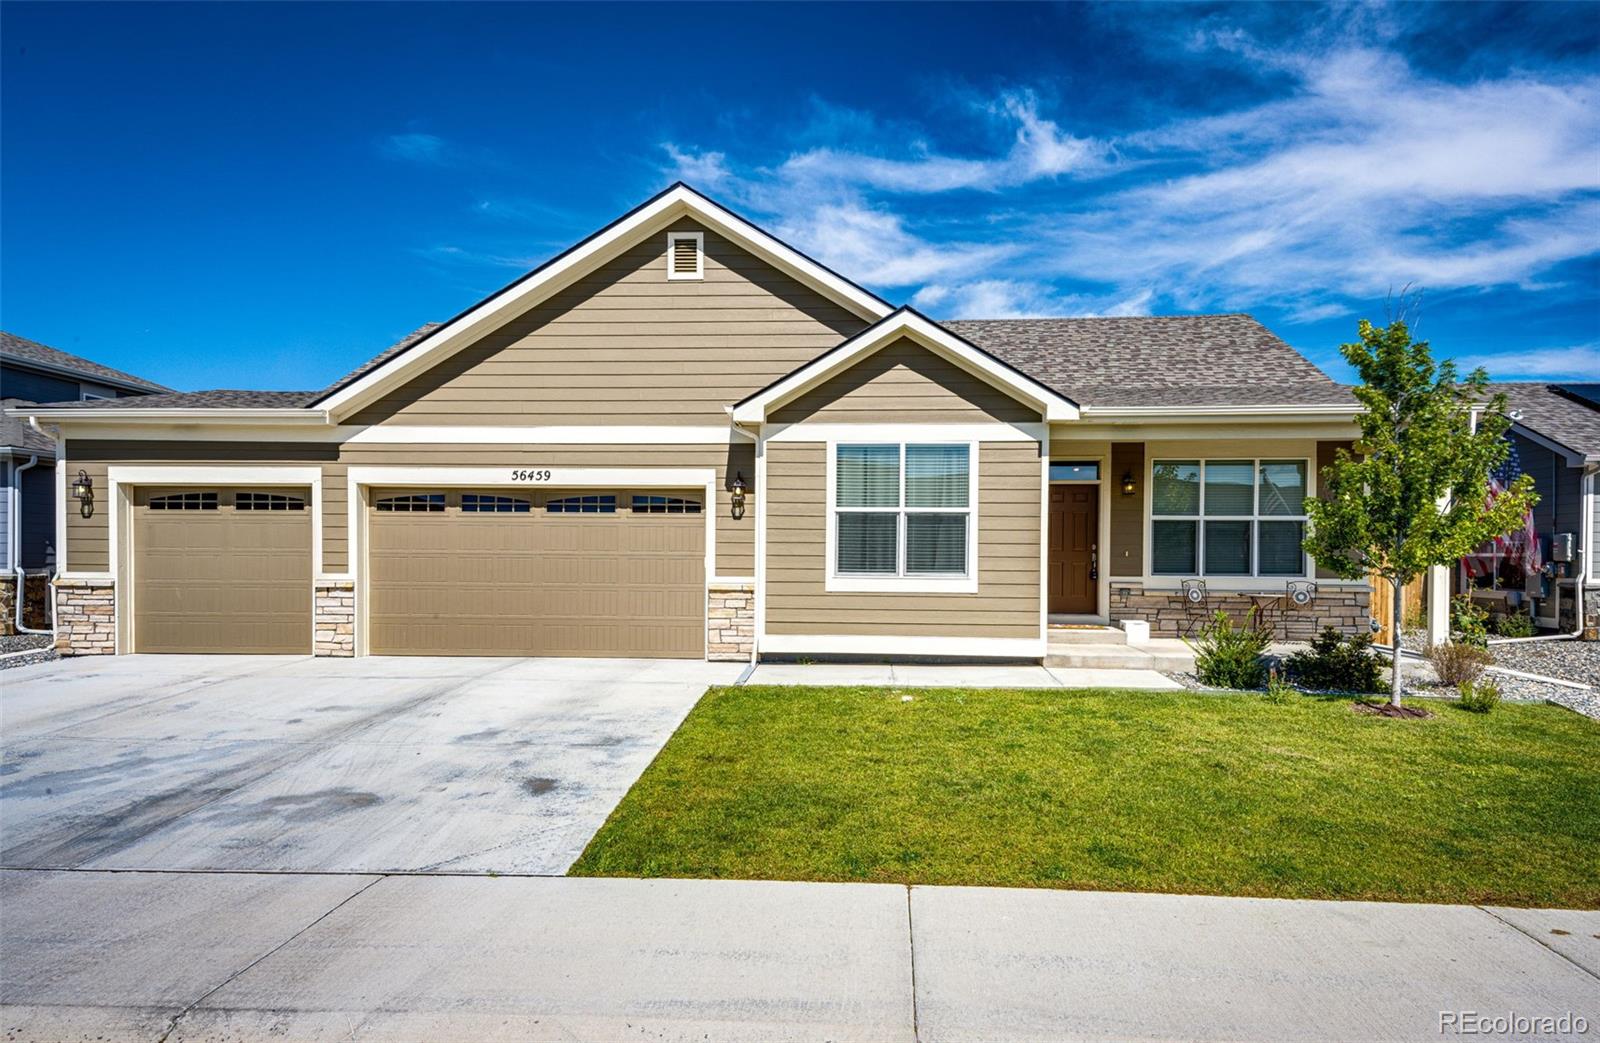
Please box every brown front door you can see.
[1048,485,1098,614]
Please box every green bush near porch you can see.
[571,686,1599,908]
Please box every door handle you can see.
[1090,545,1098,582]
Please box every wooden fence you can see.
[1368,572,1425,647]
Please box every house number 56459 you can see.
[511,469,552,482]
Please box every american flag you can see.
[1488,440,1541,576]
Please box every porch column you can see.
[1425,564,1450,648]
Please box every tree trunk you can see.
[1390,574,1405,706]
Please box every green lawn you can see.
[571,686,1600,908]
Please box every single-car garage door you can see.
[132,487,313,653]
[367,488,705,657]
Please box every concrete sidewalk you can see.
[2,869,1594,1042]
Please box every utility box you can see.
[1550,532,1575,562]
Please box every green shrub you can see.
[1492,611,1536,639]
[1284,627,1388,693]
[1451,595,1489,648]
[1457,677,1502,713]
[1190,610,1269,689]
[1427,641,1493,687]
[1262,671,1296,704]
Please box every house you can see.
[2,332,168,634]
[6,184,1373,660]
[1457,382,1599,636]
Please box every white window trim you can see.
[1145,456,1312,585]
[666,231,704,280]
[825,439,979,594]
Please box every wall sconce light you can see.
[730,472,747,519]
[70,469,95,518]
[1120,469,1136,496]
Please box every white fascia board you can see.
[317,185,894,421]
[1508,422,1590,468]
[1077,403,1361,418]
[733,310,1079,424]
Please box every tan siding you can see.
[1315,440,1353,581]
[348,217,866,427]
[64,441,337,576]
[1109,442,1145,576]
[770,338,1041,425]
[338,442,755,576]
[764,441,1041,638]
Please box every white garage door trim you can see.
[346,466,720,658]
[107,465,324,655]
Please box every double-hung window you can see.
[1150,459,1308,578]
[830,443,975,591]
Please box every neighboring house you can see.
[8,184,1372,660]
[1457,382,1600,635]
[1,332,168,633]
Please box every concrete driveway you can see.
[0,654,742,874]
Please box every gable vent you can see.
[666,231,704,280]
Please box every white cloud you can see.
[1457,344,1600,380]
[775,201,1013,287]
[911,281,1155,320]
[380,132,448,165]
[777,91,1109,194]
[653,26,1599,322]
[662,144,732,190]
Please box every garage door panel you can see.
[368,490,705,658]
[133,492,312,655]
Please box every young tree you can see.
[1303,319,1537,706]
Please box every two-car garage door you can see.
[129,485,706,658]
[367,488,705,658]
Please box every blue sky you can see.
[2,1,1596,393]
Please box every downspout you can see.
[10,452,52,635]
[1489,464,1593,645]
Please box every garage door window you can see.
[547,494,616,514]
[149,492,218,511]
[236,492,305,511]
[631,494,701,514]
[376,494,445,512]
[462,494,531,513]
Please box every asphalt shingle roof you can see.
[0,398,57,453]
[0,331,170,393]
[942,314,1352,408]
[319,323,443,401]
[1493,382,1600,460]
[15,389,317,410]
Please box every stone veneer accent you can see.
[314,580,356,657]
[55,577,116,655]
[0,575,13,637]
[1110,581,1371,640]
[707,582,755,661]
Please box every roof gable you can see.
[313,183,894,419]
[0,331,169,394]
[733,308,1079,424]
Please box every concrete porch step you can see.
[1045,638,1194,672]
[1046,625,1127,646]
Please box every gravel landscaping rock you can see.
[0,633,53,655]
[1490,639,1600,689]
